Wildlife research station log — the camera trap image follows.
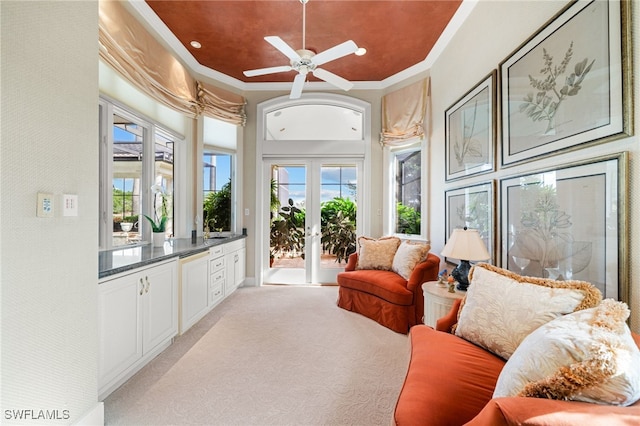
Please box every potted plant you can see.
[144,184,168,247]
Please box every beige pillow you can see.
[356,236,401,271]
[391,241,431,280]
[455,263,602,360]
[494,299,640,406]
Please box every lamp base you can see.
[451,260,472,291]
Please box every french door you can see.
[264,158,362,284]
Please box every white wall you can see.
[428,0,640,331]
[1,1,102,423]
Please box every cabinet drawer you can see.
[209,245,224,258]
[209,281,224,305]
[210,256,226,273]
[210,268,225,286]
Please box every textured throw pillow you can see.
[356,236,401,270]
[494,299,640,406]
[455,263,602,360]
[391,241,431,280]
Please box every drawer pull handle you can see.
[139,278,144,295]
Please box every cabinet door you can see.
[142,261,178,353]
[98,274,142,387]
[236,247,246,285]
[180,253,210,334]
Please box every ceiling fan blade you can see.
[289,73,306,99]
[311,40,358,66]
[312,68,354,91]
[243,65,293,77]
[265,36,301,62]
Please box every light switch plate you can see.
[37,192,54,218]
[62,194,78,217]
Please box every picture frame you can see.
[500,0,633,167]
[499,152,628,302]
[444,181,495,266]
[445,71,496,181]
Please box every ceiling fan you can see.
[243,0,359,99]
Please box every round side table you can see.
[422,281,465,328]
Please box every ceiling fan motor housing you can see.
[292,49,316,75]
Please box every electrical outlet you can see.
[37,192,54,218]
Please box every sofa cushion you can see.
[336,270,413,306]
[391,241,430,280]
[394,325,505,425]
[494,299,640,406]
[455,263,602,360]
[356,236,401,270]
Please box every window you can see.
[99,100,179,250]
[394,148,421,235]
[203,151,232,232]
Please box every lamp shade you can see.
[441,228,490,261]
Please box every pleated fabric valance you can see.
[98,0,246,126]
[380,78,430,147]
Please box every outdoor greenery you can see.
[270,198,305,259]
[397,202,421,235]
[320,197,357,263]
[203,179,232,232]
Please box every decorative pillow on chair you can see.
[455,263,602,360]
[494,299,640,406]
[391,241,431,280]
[356,236,401,271]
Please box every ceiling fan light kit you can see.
[243,0,359,99]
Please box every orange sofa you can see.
[336,252,440,334]
[393,299,640,425]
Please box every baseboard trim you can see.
[74,402,104,426]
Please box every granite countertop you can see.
[99,234,246,280]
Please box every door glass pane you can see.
[320,165,357,269]
[270,165,306,269]
[112,114,143,247]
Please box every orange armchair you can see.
[336,252,440,333]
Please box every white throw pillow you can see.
[494,299,640,406]
[455,263,602,360]
[391,241,430,280]
[355,236,401,271]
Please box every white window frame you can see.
[202,146,237,234]
[98,96,184,250]
[383,138,427,240]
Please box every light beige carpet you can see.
[104,285,410,426]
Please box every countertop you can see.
[99,234,246,280]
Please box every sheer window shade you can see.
[380,78,430,147]
[98,0,246,126]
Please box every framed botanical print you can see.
[500,152,628,302]
[500,0,632,166]
[445,181,495,265]
[445,71,496,181]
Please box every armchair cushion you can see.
[455,263,602,360]
[391,240,430,280]
[494,299,640,406]
[355,236,400,270]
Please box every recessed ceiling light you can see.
[190,41,202,49]
[355,47,367,56]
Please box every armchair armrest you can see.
[344,252,358,271]
[435,298,462,332]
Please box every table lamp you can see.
[441,227,490,291]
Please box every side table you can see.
[422,281,465,328]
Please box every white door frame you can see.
[254,93,371,286]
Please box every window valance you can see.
[98,0,246,126]
[380,78,430,147]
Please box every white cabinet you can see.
[209,247,226,307]
[179,251,210,334]
[98,259,177,399]
[225,239,246,295]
